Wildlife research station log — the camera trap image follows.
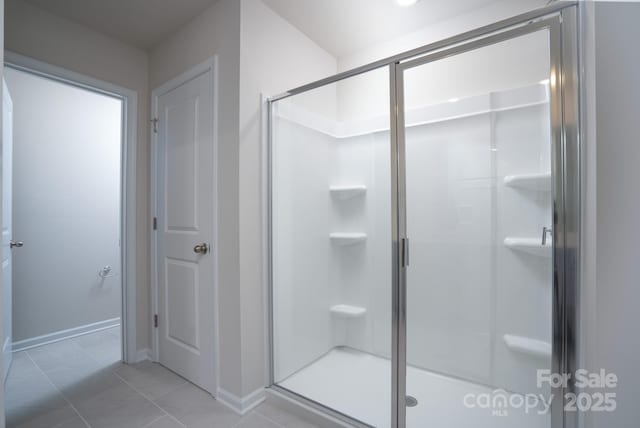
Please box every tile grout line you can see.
[139,414,170,428]
[69,329,188,427]
[69,327,122,370]
[114,365,189,402]
[111,370,188,428]
[23,350,92,428]
[231,410,287,428]
[70,329,188,408]
[25,331,187,428]
[64,329,187,427]
[255,411,288,428]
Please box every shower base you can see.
[279,347,549,428]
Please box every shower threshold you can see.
[278,347,550,428]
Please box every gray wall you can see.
[581,2,640,427]
[5,68,122,343]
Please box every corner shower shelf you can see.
[330,233,367,246]
[504,237,552,257]
[330,304,367,318]
[329,185,367,200]
[504,172,551,191]
[503,334,552,359]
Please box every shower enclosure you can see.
[267,4,579,428]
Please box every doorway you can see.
[2,54,139,426]
[267,5,578,428]
[5,66,123,353]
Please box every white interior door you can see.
[156,67,216,393]
[2,79,14,382]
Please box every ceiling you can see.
[262,0,502,58]
[20,0,540,55]
[22,0,220,49]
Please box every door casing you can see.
[3,51,139,364]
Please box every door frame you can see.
[266,3,579,428]
[3,51,140,364]
[150,57,219,391]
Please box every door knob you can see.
[193,243,208,254]
[10,240,23,249]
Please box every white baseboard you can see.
[217,387,266,415]
[12,318,121,352]
[135,348,152,363]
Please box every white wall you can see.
[5,68,122,342]
[337,0,546,72]
[4,0,150,351]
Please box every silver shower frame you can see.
[266,2,580,427]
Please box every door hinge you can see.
[153,217,157,230]
[154,314,158,328]
[151,118,158,133]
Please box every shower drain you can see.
[405,395,418,407]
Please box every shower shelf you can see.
[330,304,367,318]
[330,233,367,246]
[503,334,552,359]
[504,237,552,257]
[329,185,367,200]
[504,172,551,191]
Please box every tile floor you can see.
[5,327,322,428]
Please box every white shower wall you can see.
[404,86,552,395]
[328,130,392,356]
[272,114,333,381]
[273,30,553,399]
[405,112,494,384]
[273,82,551,395]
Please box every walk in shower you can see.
[267,4,579,428]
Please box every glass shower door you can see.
[269,67,393,427]
[398,28,555,428]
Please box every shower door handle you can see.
[401,238,410,267]
[9,240,24,249]
[541,227,552,246]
